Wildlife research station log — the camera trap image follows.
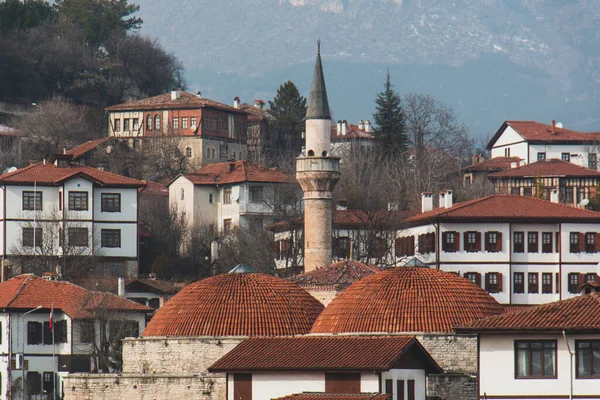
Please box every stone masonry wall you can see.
[427,373,477,400]
[303,199,333,272]
[416,333,477,373]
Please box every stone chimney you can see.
[254,100,265,110]
[439,191,446,209]
[364,120,372,133]
[421,192,433,213]
[341,120,348,135]
[118,277,125,297]
[337,120,342,135]
[358,120,365,130]
[171,89,180,100]
[445,189,453,208]
[233,96,240,109]
[550,188,559,203]
[551,119,556,135]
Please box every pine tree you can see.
[268,80,307,154]
[373,71,408,156]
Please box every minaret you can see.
[296,41,340,273]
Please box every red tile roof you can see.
[310,267,504,334]
[406,195,600,224]
[143,273,324,337]
[487,120,600,149]
[0,275,150,318]
[141,180,169,196]
[331,124,375,142]
[0,160,145,187]
[457,293,600,333]
[65,137,110,159]
[290,260,382,291]
[489,159,600,178]
[240,103,271,121]
[209,335,441,373]
[273,394,390,400]
[106,91,248,114]
[177,161,294,186]
[462,156,523,173]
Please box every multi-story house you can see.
[487,120,600,168]
[105,90,250,169]
[0,273,149,400]
[489,158,600,206]
[168,160,295,234]
[397,191,600,305]
[0,154,146,279]
[330,120,374,161]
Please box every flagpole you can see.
[51,302,56,400]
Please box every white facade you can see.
[479,333,600,399]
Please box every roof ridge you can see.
[69,162,146,184]
[6,274,36,308]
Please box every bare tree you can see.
[139,138,188,181]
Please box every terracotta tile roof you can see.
[406,195,600,224]
[0,124,25,137]
[240,103,272,121]
[126,279,181,294]
[462,156,523,173]
[141,180,169,196]
[0,160,145,187]
[502,304,535,314]
[177,161,294,186]
[489,159,600,178]
[331,124,375,142]
[457,293,600,333]
[487,120,600,149]
[310,267,504,334]
[0,275,150,318]
[65,137,110,159]
[209,335,441,373]
[106,91,248,114]
[273,394,390,400]
[143,273,324,337]
[290,260,382,291]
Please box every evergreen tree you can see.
[373,71,408,156]
[0,0,55,37]
[268,80,307,155]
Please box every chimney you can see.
[211,240,219,263]
[364,120,372,133]
[551,119,556,135]
[341,120,347,136]
[254,100,265,110]
[511,162,517,169]
[550,188,559,203]
[358,120,365,130]
[196,90,202,98]
[117,277,125,297]
[439,191,446,208]
[171,89,180,101]
[233,96,240,109]
[445,189,453,208]
[421,192,433,213]
[337,120,342,135]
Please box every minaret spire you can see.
[306,40,331,120]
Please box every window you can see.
[212,148,216,159]
[53,320,67,343]
[123,118,130,131]
[590,153,598,170]
[27,371,41,394]
[371,237,386,258]
[516,341,557,378]
[22,227,42,248]
[485,231,502,252]
[464,231,480,252]
[114,119,121,132]
[133,118,139,130]
[191,117,197,128]
[58,191,62,211]
[249,186,263,203]
[577,188,586,204]
[514,272,524,294]
[537,152,546,161]
[101,229,121,248]
[528,232,538,253]
[528,272,539,293]
[69,191,88,211]
[68,228,88,247]
[223,219,232,235]
[442,231,459,252]
[418,233,435,254]
[514,232,524,253]
[154,115,160,130]
[209,193,214,204]
[80,320,95,343]
[333,237,350,258]
[101,193,121,213]
[224,188,232,204]
[395,236,415,257]
[27,321,42,344]
[43,372,55,395]
[568,273,581,293]
[185,147,192,158]
[109,320,139,340]
[542,232,553,253]
[586,273,596,283]
[542,273,552,294]
[571,232,582,253]
[511,187,520,195]
[182,117,188,129]
[23,191,42,211]
[146,115,152,131]
[585,232,597,253]
[397,380,405,400]
[576,340,600,378]
[464,272,481,287]
[565,187,574,203]
[407,380,415,400]
[562,152,570,162]
[505,148,511,157]
[172,117,179,129]
[180,188,184,201]
[485,272,502,293]
[556,272,560,294]
[523,187,533,197]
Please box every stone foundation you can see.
[427,373,477,400]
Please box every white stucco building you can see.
[398,191,600,305]
[457,292,600,399]
[0,274,149,400]
[0,155,146,279]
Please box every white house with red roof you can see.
[168,160,295,234]
[0,274,149,400]
[397,191,600,305]
[0,155,146,279]
[330,120,374,161]
[456,292,600,399]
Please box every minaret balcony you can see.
[296,156,340,174]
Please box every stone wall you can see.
[416,333,477,373]
[427,373,477,400]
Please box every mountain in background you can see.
[133,0,600,140]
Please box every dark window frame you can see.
[562,153,570,162]
[576,340,600,378]
[68,191,89,211]
[542,272,552,294]
[22,227,42,248]
[101,229,121,248]
[542,232,553,253]
[528,232,539,253]
[515,340,557,379]
[68,227,89,247]
[101,193,121,213]
[514,232,525,253]
[22,191,42,211]
[528,272,539,294]
[514,272,525,294]
[537,152,546,161]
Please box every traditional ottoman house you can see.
[461,155,523,186]
[456,292,600,399]
[209,335,442,400]
[64,269,324,400]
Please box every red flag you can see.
[49,303,53,330]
